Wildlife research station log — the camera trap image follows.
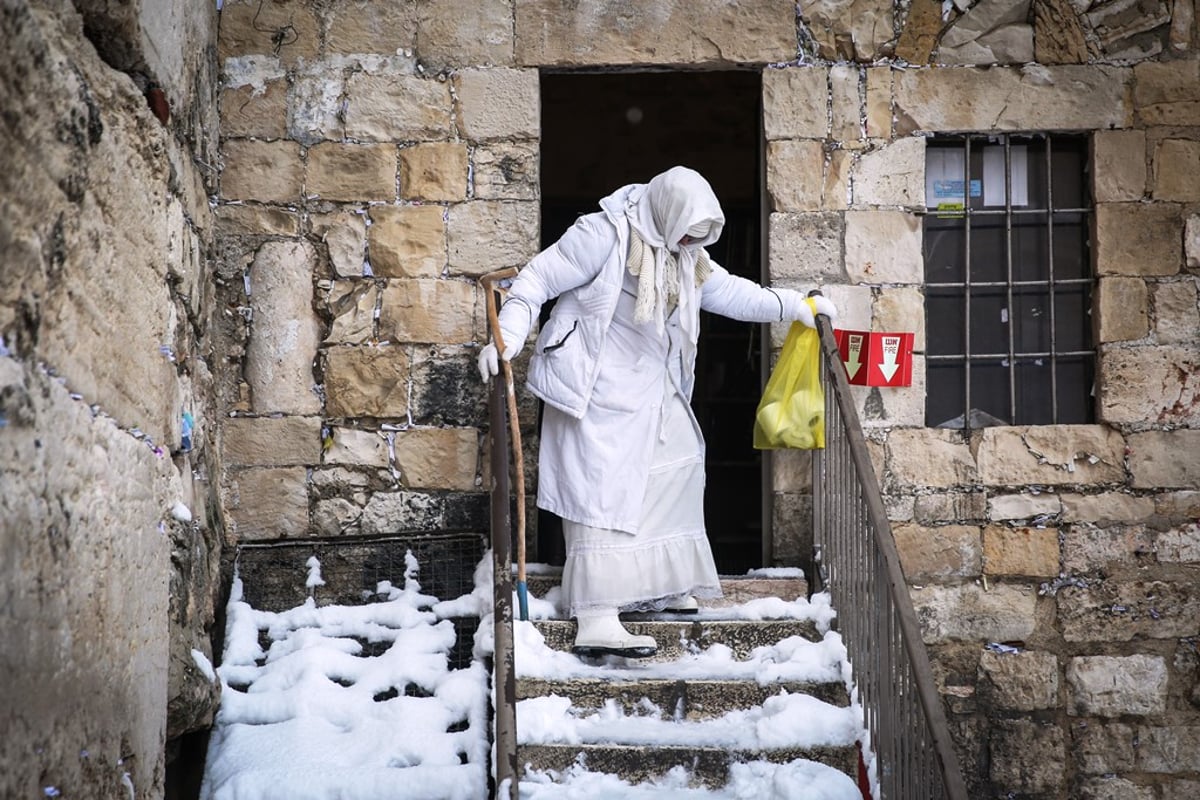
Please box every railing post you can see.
[490,371,518,799]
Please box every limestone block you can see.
[1138,726,1200,772]
[984,525,1060,577]
[215,205,300,237]
[802,0,896,61]
[988,493,1062,521]
[766,140,826,212]
[894,65,1131,134]
[220,80,288,140]
[378,279,479,344]
[1156,490,1200,521]
[344,74,453,142]
[1096,276,1149,342]
[1163,780,1200,800]
[1068,654,1167,716]
[1134,60,1200,126]
[325,282,378,344]
[325,428,390,468]
[307,143,397,203]
[514,0,797,66]
[872,286,925,350]
[288,70,345,145]
[312,212,368,278]
[885,428,976,489]
[825,150,851,211]
[222,416,322,466]
[910,583,1038,643]
[358,489,488,535]
[913,491,988,524]
[312,497,364,537]
[218,0,320,66]
[1153,279,1200,344]
[369,205,446,279]
[454,68,539,141]
[844,210,922,283]
[1058,580,1200,641]
[865,67,892,138]
[408,346,491,428]
[1099,346,1200,426]
[989,719,1065,793]
[893,523,982,582]
[974,425,1126,487]
[979,649,1059,710]
[938,23,1034,66]
[763,68,829,140]
[221,139,303,204]
[1093,130,1147,202]
[393,428,479,490]
[771,448,813,493]
[1128,430,1200,488]
[327,0,416,55]
[1157,522,1200,563]
[1060,492,1156,524]
[324,345,409,418]
[895,0,944,64]
[830,65,861,140]
[399,143,467,202]
[222,467,309,540]
[1094,203,1183,277]
[1074,722,1137,775]
[416,0,514,69]
[1033,0,1091,64]
[245,241,322,415]
[1078,777,1155,800]
[1153,138,1200,202]
[473,142,539,200]
[850,137,925,207]
[884,493,916,523]
[768,213,847,283]
[772,492,814,564]
[1188,214,1200,271]
[446,201,540,277]
[851,357,927,428]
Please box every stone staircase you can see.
[512,570,865,794]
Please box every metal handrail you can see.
[810,310,968,800]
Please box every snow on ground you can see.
[201,553,866,800]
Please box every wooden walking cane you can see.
[479,267,529,622]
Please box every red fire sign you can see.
[834,330,914,387]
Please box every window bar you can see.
[963,136,973,430]
[1004,136,1017,424]
[1046,136,1059,423]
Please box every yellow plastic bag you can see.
[753,309,825,450]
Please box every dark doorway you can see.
[538,70,765,574]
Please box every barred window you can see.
[924,133,1094,429]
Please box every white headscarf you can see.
[624,167,725,358]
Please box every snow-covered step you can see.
[532,617,823,661]
[523,569,809,609]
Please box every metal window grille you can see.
[924,133,1094,429]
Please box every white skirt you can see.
[560,387,723,618]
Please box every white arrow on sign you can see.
[845,334,864,379]
[878,335,902,381]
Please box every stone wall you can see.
[0,0,221,797]
[212,0,1199,798]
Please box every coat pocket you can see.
[528,314,598,418]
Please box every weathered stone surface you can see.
[1093,130,1147,202]
[851,361,927,428]
[369,205,446,279]
[803,0,895,61]
[408,346,491,428]
[216,205,300,237]
[1060,492,1155,524]
[515,0,798,66]
[378,279,478,344]
[324,345,409,418]
[979,649,1058,710]
[830,65,861,140]
[393,428,479,490]
[767,140,827,212]
[222,467,309,540]
[1157,490,1200,521]
[1087,0,1171,52]
[327,0,416,55]
[307,143,397,203]
[990,719,1066,793]
[1157,522,1200,563]
[1074,721,1137,775]
[768,213,847,283]
[1154,279,1200,344]
[1170,0,1197,52]
[1033,0,1091,64]
[894,65,1131,134]
[824,150,851,211]
[399,142,468,201]
[1095,202,1183,277]
[325,427,390,468]
[222,416,322,466]
[311,211,366,279]
[914,491,987,523]
[1079,777,1156,800]
[1097,276,1149,342]
[763,67,829,140]
[771,448,813,493]
[344,73,452,142]
[844,210,922,283]
[1099,346,1200,426]
[886,428,976,489]
[988,492,1061,521]
[1154,138,1200,202]
[220,79,288,140]
[218,0,319,65]
[910,583,1038,643]
[893,523,982,582]
[416,0,513,68]
[984,525,1059,577]
[326,281,378,344]
[221,139,303,203]
[865,67,892,138]
[938,0,1035,65]
[975,425,1126,487]
[446,201,539,277]
[472,142,540,200]
[245,241,322,415]
[454,68,539,140]
[1134,60,1200,126]
[1058,580,1200,641]
[1062,523,1154,574]
[358,490,488,535]
[1128,430,1200,488]
[1188,213,1200,271]
[288,69,346,145]
[1138,726,1200,772]
[1068,654,1168,716]
[850,137,925,207]
[871,285,925,350]
[895,0,944,63]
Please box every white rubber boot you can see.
[664,595,699,614]
[572,612,657,659]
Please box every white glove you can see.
[477,338,521,383]
[795,295,838,328]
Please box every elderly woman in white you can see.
[479,166,836,658]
